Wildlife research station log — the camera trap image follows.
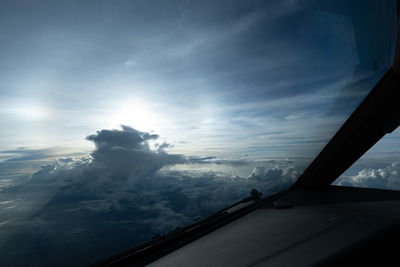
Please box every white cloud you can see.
[335,162,400,190]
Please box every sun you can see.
[106,100,159,132]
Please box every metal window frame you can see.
[293,2,400,188]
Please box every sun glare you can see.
[106,100,159,132]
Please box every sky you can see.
[0,0,394,158]
[0,0,398,266]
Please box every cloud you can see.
[0,148,57,162]
[0,126,299,266]
[187,155,250,167]
[85,125,184,176]
[248,165,298,183]
[335,162,400,190]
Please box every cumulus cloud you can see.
[248,165,298,184]
[86,125,184,173]
[335,162,400,190]
[0,126,299,266]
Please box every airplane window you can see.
[0,0,396,266]
[334,126,400,190]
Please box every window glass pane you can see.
[334,127,400,190]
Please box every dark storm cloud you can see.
[85,125,184,173]
[86,125,159,150]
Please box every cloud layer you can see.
[335,162,400,190]
[0,126,298,266]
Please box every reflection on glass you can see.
[0,0,396,266]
